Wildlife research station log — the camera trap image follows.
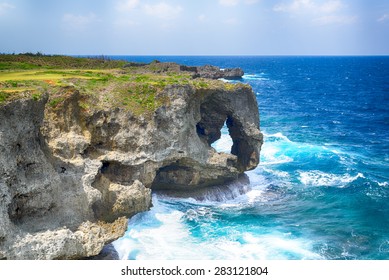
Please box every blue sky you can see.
[0,0,388,55]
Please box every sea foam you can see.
[113,194,322,260]
[298,171,364,187]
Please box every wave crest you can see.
[298,171,364,187]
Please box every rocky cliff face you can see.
[0,75,262,259]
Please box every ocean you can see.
[110,56,389,260]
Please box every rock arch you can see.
[151,85,263,192]
[195,89,261,172]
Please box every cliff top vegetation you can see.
[0,54,247,116]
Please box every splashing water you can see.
[113,56,389,260]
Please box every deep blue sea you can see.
[111,56,389,260]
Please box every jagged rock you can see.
[195,65,244,80]
[85,244,119,260]
[132,61,244,80]
[0,71,262,259]
[221,68,245,80]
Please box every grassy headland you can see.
[0,54,244,116]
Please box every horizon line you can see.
[75,54,389,58]
[2,52,389,57]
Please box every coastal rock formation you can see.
[179,64,244,79]
[126,61,245,80]
[194,65,244,80]
[0,72,262,259]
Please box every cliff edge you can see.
[0,58,262,259]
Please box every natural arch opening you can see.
[211,121,233,154]
[151,92,261,192]
[195,99,259,172]
[195,99,234,150]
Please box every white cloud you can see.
[274,0,356,26]
[219,0,258,6]
[198,14,206,22]
[313,15,356,25]
[274,0,311,13]
[319,0,343,13]
[143,2,182,20]
[378,14,389,22]
[274,0,343,14]
[0,2,14,16]
[116,0,139,12]
[62,13,97,31]
[219,0,239,6]
[244,0,259,4]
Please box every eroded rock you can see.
[196,65,244,79]
[0,74,262,259]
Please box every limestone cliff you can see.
[0,65,262,259]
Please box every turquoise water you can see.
[112,56,389,260]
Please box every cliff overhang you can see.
[0,58,262,259]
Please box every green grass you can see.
[0,69,109,82]
[194,80,210,89]
[0,54,245,113]
[48,97,64,107]
[0,87,35,93]
[111,82,166,116]
[0,91,11,103]
[0,54,126,70]
[31,92,41,101]
[0,62,39,71]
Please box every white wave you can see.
[298,171,364,187]
[329,149,348,162]
[219,186,280,208]
[263,132,292,142]
[114,209,197,260]
[208,232,321,259]
[218,78,232,83]
[245,189,265,203]
[379,240,389,253]
[260,143,293,165]
[246,169,268,184]
[242,74,269,81]
[113,197,322,260]
[377,181,388,187]
[260,131,357,170]
[261,167,290,178]
[242,233,322,260]
[211,133,233,154]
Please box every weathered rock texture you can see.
[194,65,244,80]
[125,61,244,80]
[0,80,262,259]
[180,64,244,79]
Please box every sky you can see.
[0,0,388,55]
